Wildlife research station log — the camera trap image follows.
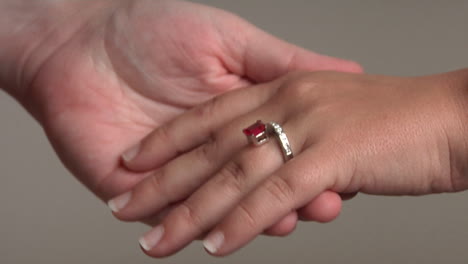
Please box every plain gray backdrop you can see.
[2,1,468,263]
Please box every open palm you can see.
[25,0,360,228]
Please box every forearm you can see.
[0,0,108,101]
[457,69,468,180]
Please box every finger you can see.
[143,208,301,240]
[202,148,339,256]
[109,104,288,221]
[137,121,302,257]
[141,197,342,241]
[262,211,298,237]
[239,27,363,83]
[142,202,208,240]
[142,205,176,226]
[121,80,282,172]
[143,208,300,239]
[297,191,342,223]
[143,209,293,240]
[264,191,343,236]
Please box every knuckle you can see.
[178,202,204,230]
[192,95,221,120]
[148,171,169,198]
[157,125,183,156]
[237,202,258,230]
[276,75,319,110]
[284,78,316,98]
[195,132,218,165]
[158,125,172,144]
[215,161,247,195]
[263,177,295,206]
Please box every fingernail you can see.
[107,192,132,213]
[122,142,141,162]
[139,225,165,251]
[203,231,224,254]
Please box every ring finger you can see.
[138,119,304,257]
[109,104,288,221]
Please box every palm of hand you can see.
[26,0,361,219]
[27,0,259,200]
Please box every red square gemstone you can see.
[243,120,266,136]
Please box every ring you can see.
[243,120,294,162]
[243,120,270,146]
[267,122,294,161]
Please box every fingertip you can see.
[107,191,152,222]
[122,142,141,163]
[107,191,132,213]
[310,55,364,74]
[340,60,364,74]
[107,200,119,213]
[263,211,298,237]
[121,144,146,173]
[121,142,160,173]
[298,191,342,223]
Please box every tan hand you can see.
[110,69,468,257]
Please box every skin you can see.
[112,70,468,257]
[0,0,362,243]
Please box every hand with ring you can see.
[107,69,468,256]
[109,69,468,257]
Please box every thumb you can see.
[240,27,363,82]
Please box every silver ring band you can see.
[242,120,294,162]
[267,122,294,161]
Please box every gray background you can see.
[2,0,468,263]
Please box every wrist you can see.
[440,68,468,190]
[455,69,468,185]
[0,0,111,102]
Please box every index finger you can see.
[122,80,282,172]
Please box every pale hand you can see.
[5,0,361,232]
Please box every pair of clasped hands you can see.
[15,0,468,258]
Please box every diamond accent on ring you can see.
[267,122,294,161]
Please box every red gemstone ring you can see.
[243,120,294,161]
[243,120,269,146]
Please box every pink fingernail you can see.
[203,231,224,254]
[139,225,165,251]
[107,191,132,212]
[122,142,141,162]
